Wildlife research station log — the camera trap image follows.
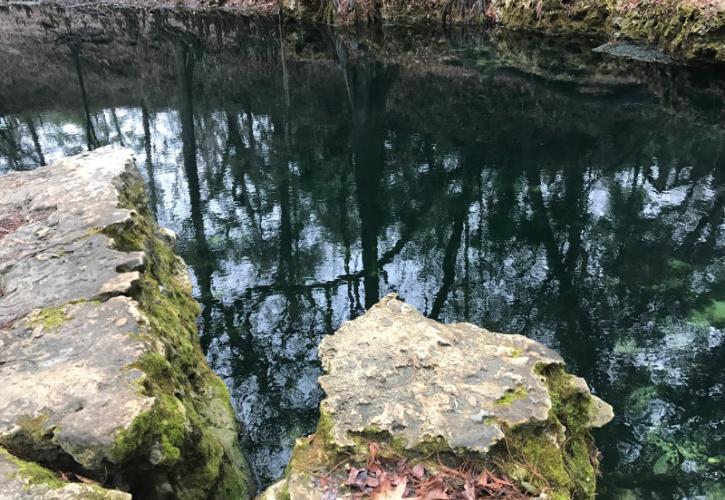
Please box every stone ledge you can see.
[265,294,613,499]
[0,147,252,499]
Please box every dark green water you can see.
[1,7,725,498]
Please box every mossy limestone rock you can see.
[0,448,130,499]
[272,294,613,499]
[0,147,252,499]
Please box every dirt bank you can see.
[7,0,724,64]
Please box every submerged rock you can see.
[0,148,252,499]
[267,294,613,499]
[593,40,674,64]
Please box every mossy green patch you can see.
[0,447,64,489]
[102,171,251,498]
[494,363,599,499]
[27,306,69,331]
[483,416,499,426]
[496,385,529,406]
[349,424,409,458]
[286,361,604,498]
[112,392,185,467]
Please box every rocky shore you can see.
[0,149,614,498]
[0,148,252,499]
[263,295,613,499]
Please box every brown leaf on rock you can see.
[372,476,407,500]
[411,463,425,479]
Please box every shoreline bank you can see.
[3,0,725,65]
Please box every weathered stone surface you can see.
[319,294,568,454]
[0,147,252,499]
[0,449,130,499]
[0,297,153,469]
[270,294,613,499]
[0,148,144,326]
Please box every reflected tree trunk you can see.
[111,108,125,146]
[176,40,215,345]
[25,115,46,166]
[347,59,397,309]
[71,46,99,151]
[141,105,159,217]
[0,116,19,170]
[430,155,476,320]
[525,164,597,380]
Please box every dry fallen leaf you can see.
[463,481,475,500]
[372,477,407,500]
[411,463,425,479]
[420,487,449,500]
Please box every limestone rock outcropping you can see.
[0,147,252,499]
[267,294,613,499]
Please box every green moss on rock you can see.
[0,447,64,489]
[102,169,251,499]
[27,306,69,331]
[283,362,604,499]
[496,385,529,406]
[496,363,599,499]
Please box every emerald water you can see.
[1,7,724,497]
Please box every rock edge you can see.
[263,294,613,500]
[0,147,252,499]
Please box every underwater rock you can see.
[266,294,613,499]
[0,147,252,499]
[593,40,674,64]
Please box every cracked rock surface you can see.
[0,147,251,499]
[320,294,591,453]
[268,294,614,499]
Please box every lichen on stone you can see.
[494,364,600,499]
[496,385,529,406]
[27,306,69,331]
[0,447,64,489]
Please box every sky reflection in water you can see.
[1,8,724,497]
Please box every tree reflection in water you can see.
[1,9,724,496]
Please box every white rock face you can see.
[0,148,155,471]
[319,293,570,453]
[0,147,251,499]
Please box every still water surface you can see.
[1,8,724,498]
